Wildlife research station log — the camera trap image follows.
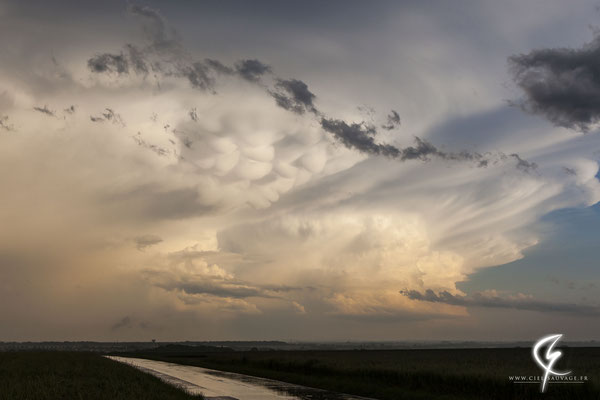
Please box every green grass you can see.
[124,347,600,400]
[0,352,203,400]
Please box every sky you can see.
[1,0,600,342]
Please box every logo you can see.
[508,334,588,392]
[532,334,571,392]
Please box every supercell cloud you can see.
[0,1,600,341]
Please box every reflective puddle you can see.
[108,356,375,400]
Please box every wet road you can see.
[108,356,375,400]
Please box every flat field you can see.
[0,351,203,400]
[124,346,600,400]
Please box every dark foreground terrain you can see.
[123,345,600,400]
[0,352,203,400]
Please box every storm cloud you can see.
[127,3,177,52]
[134,234,163,251]
[510,153,538,173]
[270,78,317,114]
[320,118,492,165]
[381,110,401,130]
[401,289,600,316]
[320,118,400,157]
[84,3,531,171]
[87,6,271,93]
[4,0,600,342]
[509,33,600,132]
[0,115,13,131]
[33,105,55,117]
[87,53,129,74]
[235,59,272,82]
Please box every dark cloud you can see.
[88,46,148,77]
[87,53,129,74]
[83,3,531,172]
[320,118,489,165]
[143,247,306,301]
[102,108,126,126]
[88,5,217,92]
[189,107,198,122]
[563,166,577,176]
[132,133,169,157]
[134,234,163,251]
[401,289,600,316]
[270,78,317,114]
[125,44,149,74]
[182,62,214,91]
[145,268,276,300]
[381,110,401,130]
[0,115,14,131]
[111,316,132,331]
[126,4,176,52]
[235,59,272,82]
[33,105,55,117]
[320,118,400,157]
[205,58,234,75]
[510,153,537,173]
[89,108,126,126]
[110,315,153,331]
[401,137,443,161]
[150,274,302,301]
[168,281,270,299]
[509,34,600,132]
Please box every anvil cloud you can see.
[1,0,600,341]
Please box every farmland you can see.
[0,352,203,400]
[123,346,600,400]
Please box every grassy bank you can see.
[123,346,600,400]
[0,352,203,400]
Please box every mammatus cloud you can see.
[401,289,600,316]
[509,32,600,132]
[85,3,533,171]
[4,1,600,341]
[266,77,530,168]
[268,76,503,166]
